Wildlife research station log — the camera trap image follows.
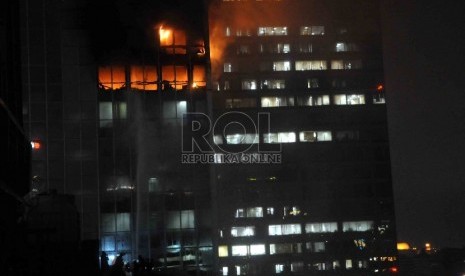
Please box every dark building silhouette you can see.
[0,0,31,274]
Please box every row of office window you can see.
[234,42,359,55]
[214,129,363,145]
[224,59,362,73]
[214,131,329,145]
[225,94,385,108]
[225,26,325,37]
[221,259,368,276]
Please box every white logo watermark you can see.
[181,112,282,164]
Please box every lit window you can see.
[333,94,365,105]
[225,134,258,144]
[258,26,288,36]
[300,26,325,35]
[231,245,248,256]
[268,224,302,235]
[305,222,338,233]
[291,262,304,272]
[218,245,229,257]
[266,207,274,215]
[270,243,302,254]
[225,27,231,37]
[224,81,230,90]
[332,60,362,70]
[224,63,232,72]
[299,131,332,142]
[307,78,319,88]
[98,65,125,90]
[295,60,327,70]
[373,93,386,104]
[242,80,257,90]
[260,79,285,89]
[231,226,256,237]
[297,95,330,106]
[335,42,359,52]
[275,264,284,274]
[346,259,353,269]
[273,61,291,71]
[313,242,326,252]
[246,207,263,217]
[99,102,113,120]
[342,221,374,232]
[263,132,296,143]
[213,135,223,145]
[235,209,245,218]
[250,244,266,255]
[130,65,157,91]
[261,97,294,108]
[222,267,228,276]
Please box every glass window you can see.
[373,93,386,104]
[225,134,258,144]
[275,264,284,274]
[273,61,291,71]
[335,131,359,141]
[268,224,302,236]
[224,63,232,72]
[237,44,250,54]
[213,135,223,145]
[297,95,330,106]
[225,98,256,108]
[222,267,228,276]
[291,262,304,272]
[250,244,266,255]
[261,97,294,108]
[342,221,374,232]
[231,245,248,256]
[299,131,332,142]
[218,245,229,257]
[246,207,263,218]
[235,208,245,218]
[98,65,126,90]
[334,94,365,105]
[231,226,256,237]
[242,80,257,90]
[263,132,296,143]
[116,213,130,232]
[332,60,362,70]
[300,26,325,35]
[295,60,327,71]
[270,243,302,254]
[305,222,338,233]
[298,43,312,53]
[258,26,288,36]
[99,102,113,120]
[346,259,353,269]
[307,78,319,88]
[261,79,285,89]
[335,42,359,52]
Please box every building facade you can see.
[208,0,397,275]
[19,0,213,273]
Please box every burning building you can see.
[208,0,397,275]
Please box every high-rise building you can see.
[19,0,213,273]
[208,0,397,275]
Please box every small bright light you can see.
[31,141,41,150]
[377,84,384,91]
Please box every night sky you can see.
[382,0,465,248]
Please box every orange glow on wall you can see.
[98,66,126,90]
[130,66,158,91]
[389,267,399,273]
[193,65,206,88]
